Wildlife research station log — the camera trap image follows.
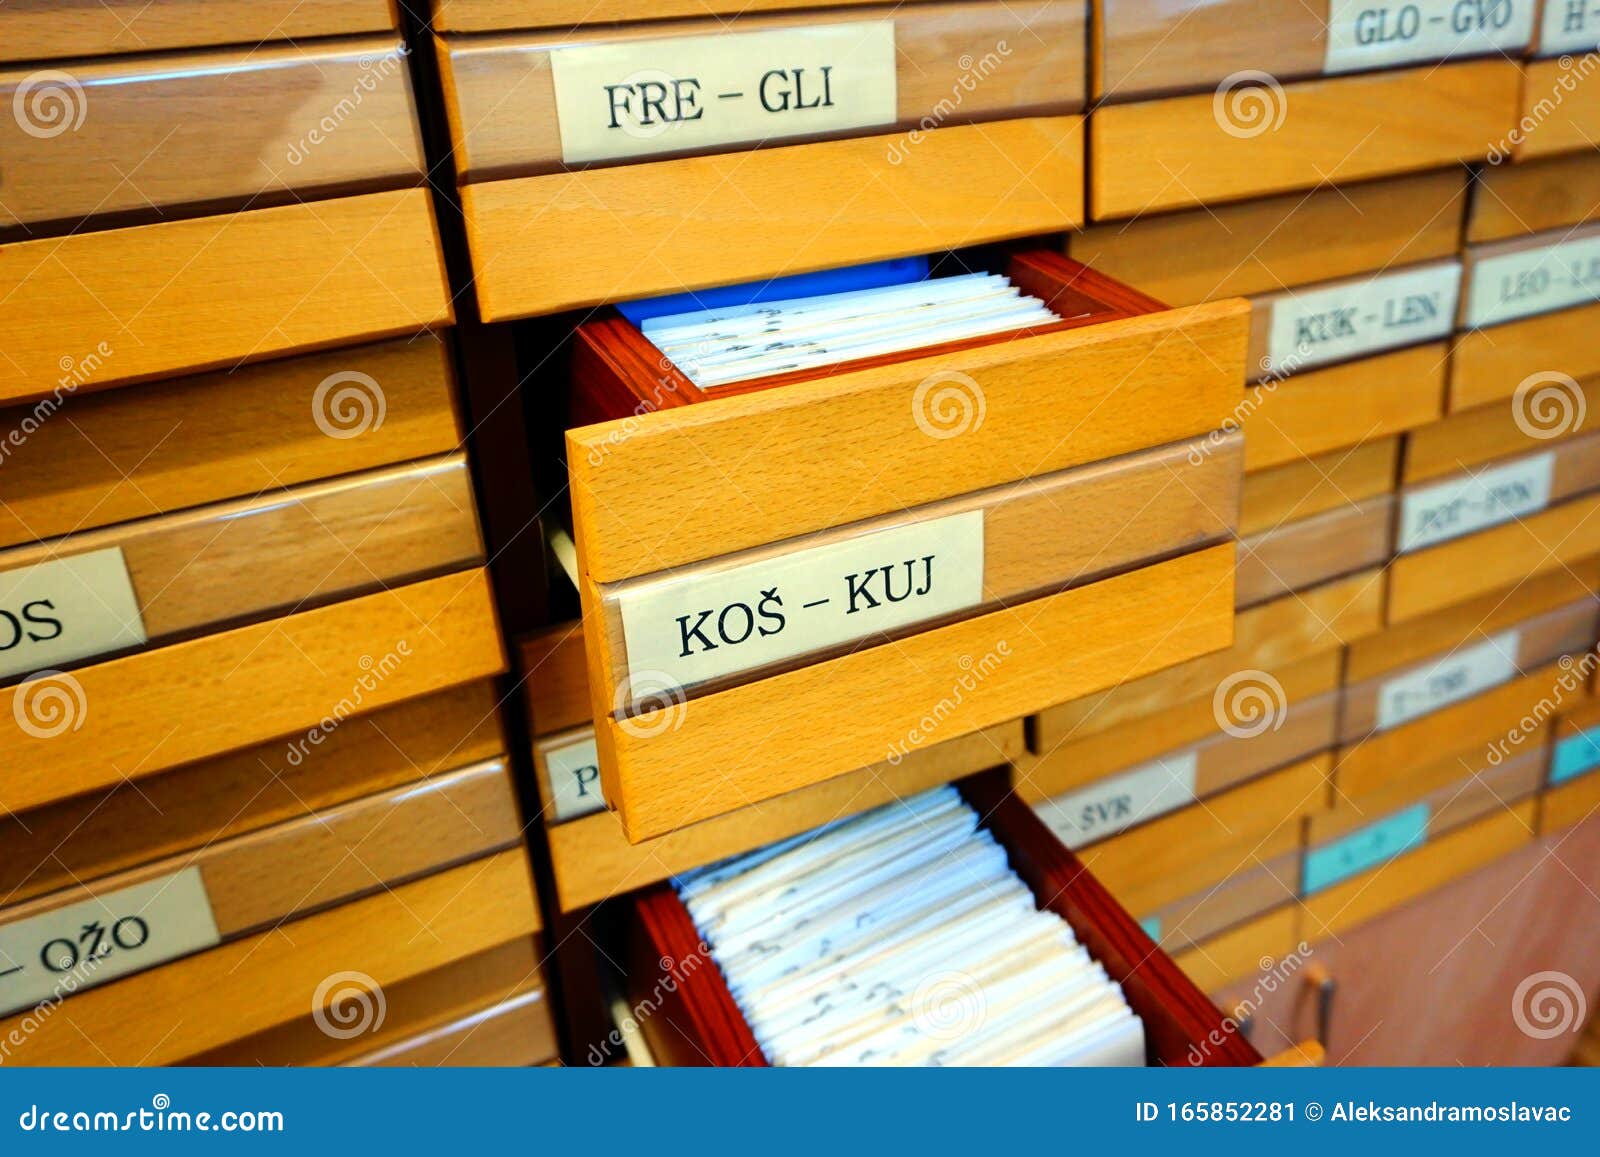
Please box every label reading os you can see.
[1264,262,1459,373]
[617,510,984,695]
[0,547,147,680]
[1324,0,1534,73]
[542,732,605,822]
[1034,752,1200,850]
[1375,630,1519,730]
[1303,803,1430,893]
[0,867,220,1017]
[549,22,898,165]
[1465,231,1600,327]
[1397,451,1554,552]
[1539,0,1600,55]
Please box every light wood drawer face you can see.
[1171,907,1304,995]
[463,116,1085,319]
[1236,494,1394,609]
[4,570,506,815]
[1,190,451,403]
[0,0,398,62]
[543,721,1023,910]
[1089,61,1520,219]
[1068,170,1467,308]
[440,2,1086,182]
[187,936,546,1066]
[1543,769,1600,832]
[1300,802,1536,939]
[1240,438,1400,535]
[0,456,482,676]
[433,0,889,30]
[520,621,592,738]
[1467,152,1600,243]
[600,544,1235,842]
[1514,56,1600,159]
[0,38,423,230]
[1241,344,1447,471]
[0,849,539,1066]
[345,985,558,1067]
[1405,381,1600,480]
[1030,571,1383,752]
[1,682,505,907]
[1139,854,1301,956]
[0,336,461,549]
[1450,301,1600,412]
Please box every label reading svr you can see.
[0,547,147,680]
[1034,752,1200,850]
[1397,451,1554,553]
[1324,0,1534,73]
[1375,630,1520,730]
[1303,803,1430,893]
[617,509,985,693]
[1265,262,1459,373]
[1539,0,1600,55]
[543,732,605,822]
[549,22,898,165]
[0,867,220,1017]
[1465,231,1600,328]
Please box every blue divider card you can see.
[1550,726,1600,784]
[1140,915,1162,940]
[616,256,930,326]
[1303,803,1430,895]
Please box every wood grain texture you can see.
[1095,0,1325,101]
[1030,570,1384,751]
[1016,665,1340,801]
[345,985,558,1067]
[1513,57,1600,159]
[569,299,1247,581]
[0,760,523,942]
[594,432,1241,703]
[1138,851,1302,956]
[440,2,1086,181]
[1387,493,1600,622]
[1170,907,1303,995]
[187,936,545,1065]
[433,0,889,29]
[0,37,423,230]
[544,721,1024,910]
[1,681,505,908]
[1450,301,1600,412]
[1235,495,1394,609]
[519,621,592,737]
[0,335,461,549]
[1468,152,1600,242]
[1315,747,1544,841]
[0,456,481,656]
[595,544,1235,842]
[0,849,539,1067]
[4,569,506,816]
[1068,169,1468,308]
[0,0,398,62]
[1,190,451,404]
[1240,437,1399,536]
[1300,802,1536,939]
[1089,61,1520,218]
[1241,343,1447,471]
[463,116,1085,320]
[1406,380,1599,480]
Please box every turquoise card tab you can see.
[1303,802,1430,895]
[1551,727,1600,784]
[1139,916,1161,941]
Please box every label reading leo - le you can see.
[548,22,898,165]
[1465,231,1600,327]
[1324,0,1534,73]
[616,510,984,694]
[0,547,147,680]
[1264,262,1459,374]
[0,867,220,1017]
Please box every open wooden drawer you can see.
[625,772,1264,1066]
[565,251,1248,841]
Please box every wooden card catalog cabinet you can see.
[564,253,1248,841]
